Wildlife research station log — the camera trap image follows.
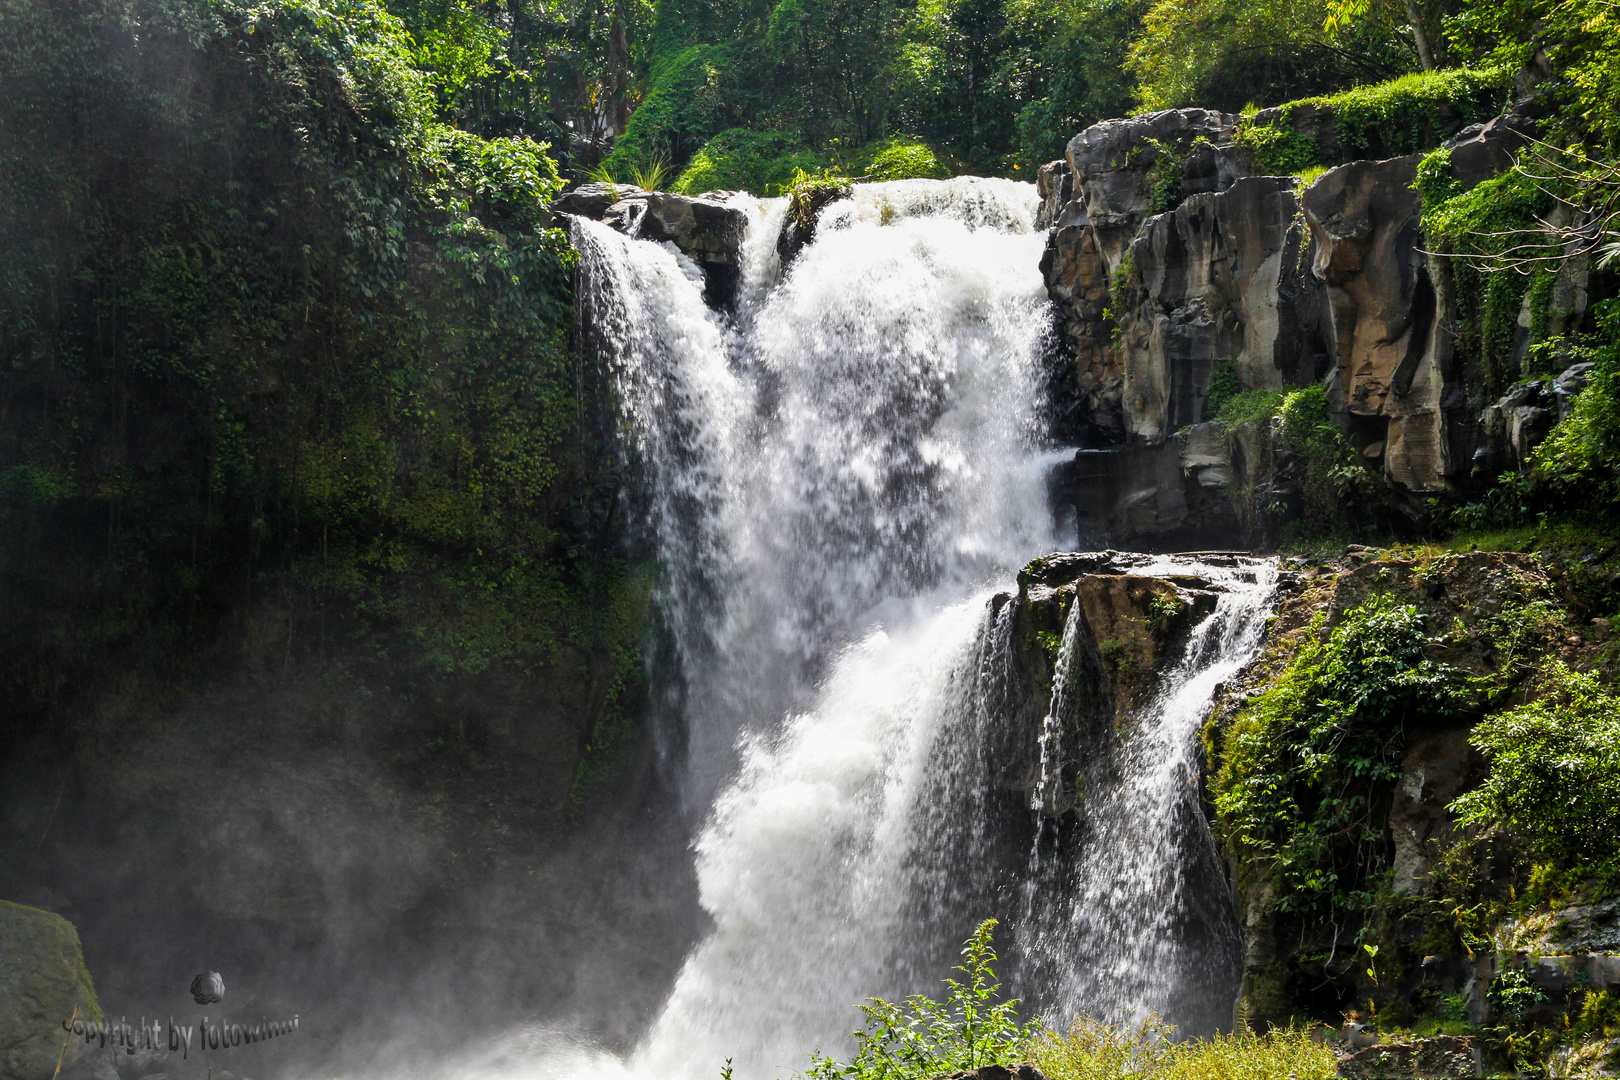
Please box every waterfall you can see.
[1017,556,1278,1038]
[563,181,1279,1080]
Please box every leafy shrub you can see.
[1128,0,1418,112]
[600,44,739,177]
[857,137,950,182]
[671,128,826,194]
[800,919,1337,1080]
[1420,168,1557,397]
[1488,968,1549,1015]
[1216,390,1285,426]
[1451,663,1620,867]
[1532,301,1620,514]
[1233,120,1320,177]
[1213,594,1461,915]
[806,919,1026,1080]
[1278,386,1376,538]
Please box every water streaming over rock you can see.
[565,180,1279,1080]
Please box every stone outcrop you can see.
[553,184,749,306]
[0,901,101,1080]
[1212,550,1602,1032]
[1337,1035,1483,1079]
[1126,175,1333,442]
[1037,105,1558,548]
[1003,551,1223,813]
[1301,155,1441,488]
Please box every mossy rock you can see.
[0,901,102,1080]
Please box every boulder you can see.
[549,181,648,219]
[934,1066,1046,1080]
[1337,1035,1482,1078]
[554,186,748,307]
[0,901,102,1080]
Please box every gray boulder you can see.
[0,901,102,1080]
[555,186,748,306]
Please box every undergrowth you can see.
[796,920,1338,1080]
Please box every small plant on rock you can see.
[806,919,1028,1080]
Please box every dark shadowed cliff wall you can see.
[0,0,698,1054]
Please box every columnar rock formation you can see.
[1037,105,1566,547]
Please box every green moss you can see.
[1234,66,1513,174]
[1212,594,1463,918]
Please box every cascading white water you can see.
[563,181,1279,1080]
[1016,556,1278,1036]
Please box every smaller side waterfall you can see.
[1018,556,1279,1037]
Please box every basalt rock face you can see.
[1038,109,1241,449]
[1038,108,1560,548]
[1302,155,1442,488]
[1215,551,1574,1030]
[997,552,1221,815]
[555,185,748,307]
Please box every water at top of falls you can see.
[575,177,1060,809]
[557,180,1280,1080]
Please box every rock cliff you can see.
[1037,106,1580,548]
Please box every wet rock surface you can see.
[0,901,100,1080]
[554,186,748,306]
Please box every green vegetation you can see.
[806,919,1025,1080]
[798,920,1338,1080]
[1209,384,1377,541]
[1233,66,1512,174]
[1212,594,1462,916]
[0,0,646,769]
[1030,1020,1336,1080]
[1451,663,1620,867]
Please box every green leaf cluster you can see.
[1212,594,1462,916]
[1450,662,1620,868]
[806,919,1027,1080]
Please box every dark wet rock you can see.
[0,901,101,1080]
[58,1055,119,1080]
[934,1066,1047,1080]
[1389,728,1485,893]
[555,186,748,306]
[777,180,852,266]
[550,181,648,219]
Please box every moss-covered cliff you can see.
[1206,540,1620,1073]
[0,0,694,1046]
